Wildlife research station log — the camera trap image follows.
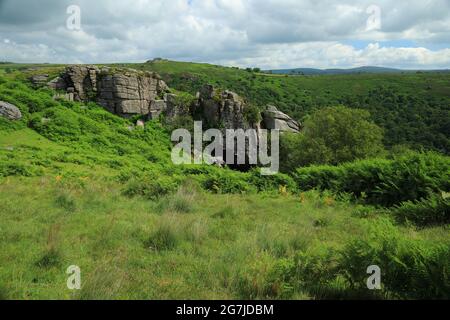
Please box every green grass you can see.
[3,60,448,152]
[1,176,447,300]
[0,62,449,300]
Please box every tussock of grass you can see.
[36,224,63,268]
[213,206,237,219]
[54,191,77,212]
[78,259,128,300]
[145,218,180,252]
[155,180,202,214]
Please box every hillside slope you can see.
[0,64,449,300]
[124,60,450,153]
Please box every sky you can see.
[0,0,450,69]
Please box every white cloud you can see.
[0,0,449,68]
[215,42,450,70]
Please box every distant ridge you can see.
[266,66,450,75]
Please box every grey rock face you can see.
[148,99,167,120]
[31,74,49,87]
[59,65,100,101]
[263,105,301,133]
[47,69,302,137]
[164,93,193,120]
[198,85,251,130]
[50,66,169,117]
[0,101,22,120]
[48,76,68,91]
[97,71,161,116]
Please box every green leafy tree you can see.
[280,106,385,172]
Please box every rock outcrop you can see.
[48,67,301,134]
[31,74,49,87]
[49,66,170,117]
[263,105,301,133]
[196,85,301,133]
[198,85,252,130]
[0,101,22,120]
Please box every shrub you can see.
[123,175,180,200]
[390,193,450,226]
[263,248,342,299]
[339,219,450,299]
[247,169,297,193]
[294,152,450,207]
[0,160,42,177]
[29,107,83,142]
[202,170,254,194]
[243,104,262,125]
[280,106,385,171]
[264,218,450,299]
[0,116,25,131]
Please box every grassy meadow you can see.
[1,176,447,300]
[0,63,449,300]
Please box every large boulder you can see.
[0,101,22,120]
[263,105,301,133]
[31,74,49,87]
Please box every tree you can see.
[280,106,385,172]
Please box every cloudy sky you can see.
[1,0,450,69]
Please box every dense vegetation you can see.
[280,106,385,171]
[0,63,449,300]
[130,60,450,154]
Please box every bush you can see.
[123,175,180,200]
[280,106,385,171]
[339,219,450,299]
[0,116,25,131]
[294,152,450,207]
[0,160,43,177]
[243,104,262,125]
[202,170,254,194]
[390,193,450,226]
[247,169,297,194]
[264,218,450,299]
[256,247,348,300]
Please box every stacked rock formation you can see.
[45,66,301,133]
